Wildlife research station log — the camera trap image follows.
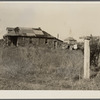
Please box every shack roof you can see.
[42,31,56,38]
[4,31,36,37]
[6,27,14,31]
[4,27,57,39]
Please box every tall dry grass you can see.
[0,46,84,89]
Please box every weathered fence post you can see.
[84,39,90,79]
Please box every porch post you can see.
[16,38,18,47]
[6,37,8,46]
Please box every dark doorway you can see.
[54,41,57,49]
[10,36,18,46]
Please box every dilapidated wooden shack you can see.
[3,27,63,49]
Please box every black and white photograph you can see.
[0,1,100,91]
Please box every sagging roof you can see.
[4,31,36,37]
[4,27,55,39]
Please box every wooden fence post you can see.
[84,39,90,79]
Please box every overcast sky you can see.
[0,2,100,41]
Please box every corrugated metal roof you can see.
[42,31,55,38]
[6,27,14,31]
[22,33,36,36]
[19,27,34,33]
[4,30,36,37]
[33,30,44,35]
[4,27,58,39]
[18,27,44,36]
[4,32,19,36]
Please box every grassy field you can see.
[0,46,100,90]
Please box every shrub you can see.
[89,36,100,72]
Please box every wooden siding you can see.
[4,36,63,49]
